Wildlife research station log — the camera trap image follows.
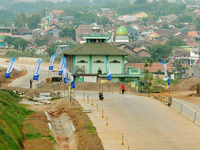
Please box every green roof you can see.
[64,42,129,56]
[116,26,128,36]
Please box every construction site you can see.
[1,57,200,150]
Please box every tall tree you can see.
[15,13,27,28]
[147,44,173,62]
[59,28,76,41]
[27,14,41,30]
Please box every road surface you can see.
[75,91,200,150]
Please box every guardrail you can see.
[171,98,200,126]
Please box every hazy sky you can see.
[18,0,71,2]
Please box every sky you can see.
[17,0,71,2]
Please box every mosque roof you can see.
[116,26,128,36]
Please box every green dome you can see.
[116,26,128,36]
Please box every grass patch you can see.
[51,96,61,101]
[0,89,33,150]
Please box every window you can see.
[110,60,120,63]
[93,60,104,63]
[77,60,88,63]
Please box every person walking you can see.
[30,79,32,89]
[121,84,125,95]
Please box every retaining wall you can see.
[170,98,200,127]
[171,99,183,112]
[194,112,200,126]
[181,104,196,122]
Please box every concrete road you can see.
[75,91,200,150]
[3,62,50,89]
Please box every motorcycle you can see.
[99,91,104,100]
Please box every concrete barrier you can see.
[40,93,50,97]
[181,104,197,122]
[171,99,183,112]
[194,112,200,126]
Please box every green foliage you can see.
[59,28,76,41]
[0,89,32,149]
[78,13,96,24]
[135,0,147,4]
[13,38,28,51]
[152,86,164,93]
[15,13,27,28]
[116,1,188,22]
[173,60,188,79]
[97,17,110,27]
[178,14,193,23]
[34,37,49,47]
[146,44,173,62]
[195,16,200,31]
[47,41,76,56]
[166,35,186,47]
[15,13,41,30]
[4,36,28,51]
[27,14,41,30]
[177,24,185,28]
[4,36,14,47]
[0,9,15,24]
[161,23,170,29]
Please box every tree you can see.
[161,24,170,29]
[27,14,41,30]
[178,15,192,23]
[147,44,173,62]
[4,36,14,47]
[15,13,27,28]
[13,38,28,51]
[59,28,76,41]
[166,35,186,47]
[97,17,110,27]
[78,13,96,24]
[135,0,147,4]
[196,17,200,31]
[34,37,49,47]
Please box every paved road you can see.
[75,91,200,150]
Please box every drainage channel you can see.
[45,111,77,150]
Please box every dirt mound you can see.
[42,82,133,93]
[168,77,200,91]
[3,87,57,99]
[0,68,27,87]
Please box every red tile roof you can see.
[126,63,173,73]
[187,31,199,37]
[44,26,56,31]
[51,10,64,15]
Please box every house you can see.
[158,14,177,23]
[64,24,144,83]
[49,10,64,18]
[0,27,16,47]
[125,25,139,39]
[117,44,136,56]
[133,48,151,57]
[135,12,148,19]
[76,24,104,44]
[118,15,137,23]
[55,45,71,54]
[44,26,61,37]
[125,63,173,74]
[148,32,160,41]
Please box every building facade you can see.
[65,25,143,83]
